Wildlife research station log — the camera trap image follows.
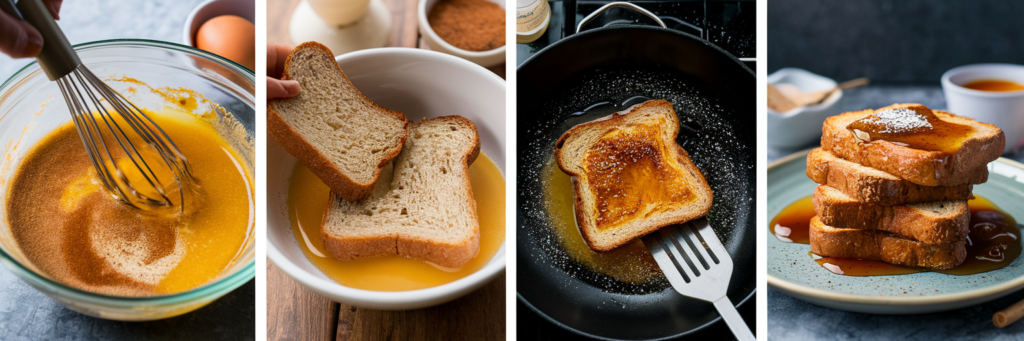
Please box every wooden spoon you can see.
[768,78,870,113]
[801,78,870,105]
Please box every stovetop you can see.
[516,0,755,68]
[515,3,758,338]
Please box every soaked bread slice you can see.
[555,100,713,252]
[813,185,969,245]
[321,116,480,268]
[268,42,409,201]
[806,148,975,206]
[809,216,966,270]
[821,103,1002,186]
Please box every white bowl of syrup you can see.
[266,48,506,310]
[942,64,1024,155]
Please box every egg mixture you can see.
[7,93,253,297]
[287,154,505,291]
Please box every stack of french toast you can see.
[805,103,1004,270]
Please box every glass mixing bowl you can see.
[0,39,254,321]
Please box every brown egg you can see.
[195,15,255,70]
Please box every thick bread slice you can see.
[555,100,713,252]
[821,103,1002,186]
[321,116,481,268]
[809,216,966,270]
[812,185,969,244]
[806,148,975,206]
[269,42,409,201]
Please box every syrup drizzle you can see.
[846,105,975,155]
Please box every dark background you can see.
[768,0,1024,84]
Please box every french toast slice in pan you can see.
[555,100,713,252]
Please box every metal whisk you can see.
[1,0,194,211]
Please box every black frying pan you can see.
[516,11,756,341]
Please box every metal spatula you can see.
[642,218,755,341]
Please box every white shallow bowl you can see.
[267,48,506,310]
[182,0,256,47]
[767,68,842,149]
[418,0,506,67]
[942,64,1024,155]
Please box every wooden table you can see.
[268,263,505,340]
[266,1,506,340]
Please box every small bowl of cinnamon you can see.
[418,0,506,67]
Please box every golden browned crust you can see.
[267,41,409,201]
[809,217,966,270]
[555,100,713,252]
[812,186,969,245]
[806,148,975,206]
[821,103,1003,187]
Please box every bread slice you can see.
[268,42,409,201]
[821,103,1003,186]
[555,100,713,252]
[809,216,966,270]
[812,185,968,244]
[806,148,975,206]
[320,116,481,268]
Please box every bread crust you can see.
[320,116,481,268]
[555,100,713,252]
[806,148,975,206]
[809,216,966,270]
[812,185,969,245]
[821,103,1003,187]
[268,41,409,201]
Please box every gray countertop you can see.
[768,85,1024,340]
[0,1,254,340]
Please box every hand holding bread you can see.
[267,42,483,268]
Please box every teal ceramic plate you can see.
[767,150,1024,314]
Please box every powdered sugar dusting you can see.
[859,108,932,133]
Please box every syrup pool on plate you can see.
[287,154,505,291]
[770,195,1021,276]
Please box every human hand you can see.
[0,0,62,58]
[267,43,299,99]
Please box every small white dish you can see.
[182,0,256,47]
[767,68,843,149]
[266,48,506,310]
[289,0,392,56]
[942,64,1024,155]
[418,0,506,67]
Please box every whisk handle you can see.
[0,0,80,80]
[0,0,22,20]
